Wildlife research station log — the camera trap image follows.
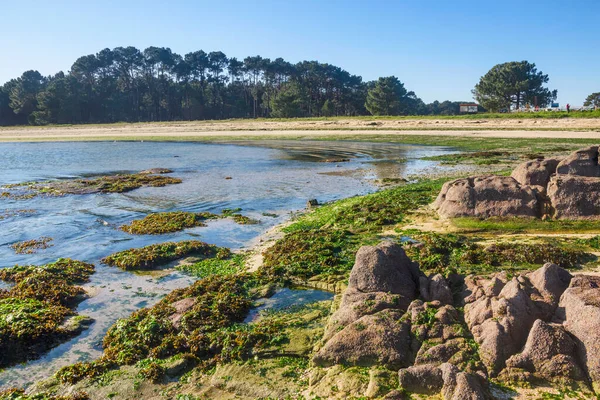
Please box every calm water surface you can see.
[0,140,458,388]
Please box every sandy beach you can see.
[0,117,600,141]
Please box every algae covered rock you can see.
[433,175,539,219]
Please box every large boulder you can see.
[440,363,492,400]
[315,242,421,367]
[463,264,572,375]
[511,157,561,190]
[504,320,585,383]
[556,146,600,177]
[547,175,600,219]
[557,275,600,390]
[313,310,412,368]
[433,176,539,219]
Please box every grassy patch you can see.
[421,151,513,165]
[101,240,227,271]
[451,217,600,234]
[10,236,53,254]
[401,230,592,275]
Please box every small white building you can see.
[459,103,479,113]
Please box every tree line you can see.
[0,46,480,126]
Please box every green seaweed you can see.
[101,240,224,271]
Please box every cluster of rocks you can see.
[434,146,600,219]
[313,241,600,398]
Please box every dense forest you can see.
[0,46,473,126]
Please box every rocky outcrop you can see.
[556,146,600,177]
[547,175,600,219]
[556,275,600,390]
[511,157,561,190]
[463,263,572,375]
[434,146,600,220]
[504,320,585,383]
[314,242,421,367]
[433,176,539,218]
[398,364,444,394]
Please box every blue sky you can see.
[1,0,598,105]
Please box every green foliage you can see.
[473,61,557,111]
[365,76,420,116]
[421,151,511,165]
[101,240,224,270]
[451,217,600,234]
[584,92,600,108]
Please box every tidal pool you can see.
[0,140,458,388]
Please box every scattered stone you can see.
[433,176,539,218]
[168,297,196,329]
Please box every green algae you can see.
[0,388,89,400]
[176,253,245,279]
[101,241,228,271]
[261,179,445,282]
[120,210,258,235]
[120,212,219,235]
[2,172,182,200]
[10,237,53,254]
[0,259,95,368]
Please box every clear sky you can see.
[1,0,598,105]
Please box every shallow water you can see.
[0,140,457,388]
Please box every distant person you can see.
[566,103,571,113]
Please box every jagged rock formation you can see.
[435,146,600,219]
[463,263,572,375]
[313,241,600,397]
[314,242,493,398]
